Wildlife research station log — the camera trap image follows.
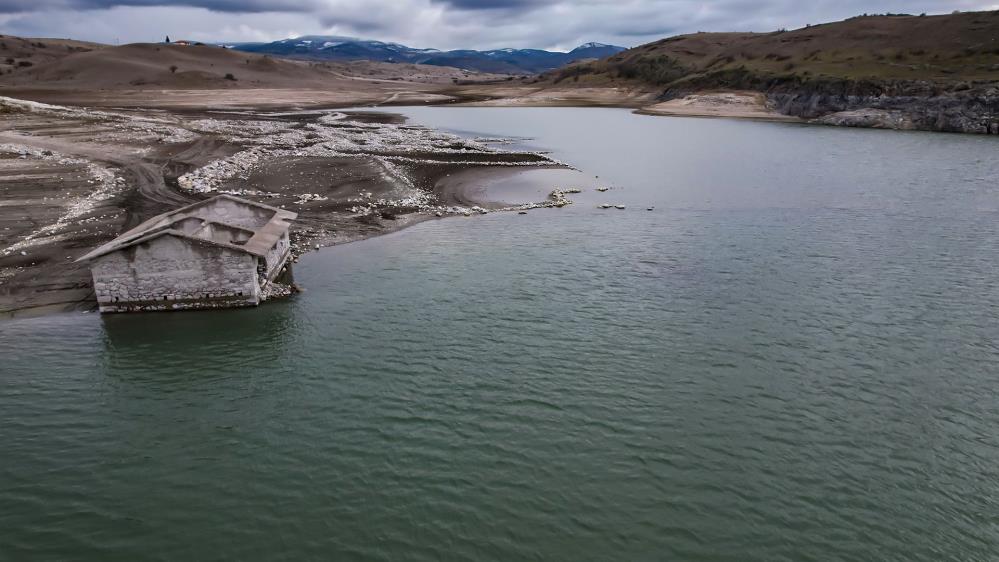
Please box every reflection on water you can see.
[98,304,296,380]
[3,108,999,561]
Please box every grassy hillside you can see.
[551,11,999,92]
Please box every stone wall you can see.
[263,230,291,281]
[90,234,260,313]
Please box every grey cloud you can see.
[0,0,996,51]
[0,0,314,13]
[433,0,546,8]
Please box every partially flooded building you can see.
[77,195,296,313]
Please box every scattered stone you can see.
[548,188,576,208]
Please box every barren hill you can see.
[547,11,999,133]
[0,34,106,75]
[0,43,358,89]
[0,40,506,92]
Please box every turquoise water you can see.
[3,108,999,561]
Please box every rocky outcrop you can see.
[767,82,999,134]
[810,109,915,130]
[659,74,999,134]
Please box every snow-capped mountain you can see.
[230,37,625,74]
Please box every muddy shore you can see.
[0,96,578,318]
[0,82,848,319]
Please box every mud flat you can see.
[435,167,601,208]
[0,97,574,317]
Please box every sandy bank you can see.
[448,85,803,123]
[451,85,657,108]
[637,91,802,122]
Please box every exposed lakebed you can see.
[3,107,999,561]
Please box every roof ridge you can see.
[76,195,296,262]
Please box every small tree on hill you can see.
[169,65,178,73]
[165,36,171,43]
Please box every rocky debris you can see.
[0,96,196,144]
[548,188,575,208]
[814,108,915,130]
[173,111,582,245]
[260,281,295,300]
[176,113,563,215]
[0,143,123,257]
[294,193,328,205]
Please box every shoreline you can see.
[0,96,574,319]
[0,165,573,320]
[1,80,983,320]
[634,91,803,123]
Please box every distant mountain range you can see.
[225,37,625,74]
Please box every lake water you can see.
[3,108,999,561]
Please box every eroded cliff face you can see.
[767,83,999,134]
[659,74,999,134]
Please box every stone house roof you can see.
[77,194,297,262]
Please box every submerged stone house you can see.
[77,195,296,313]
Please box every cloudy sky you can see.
[0,0,996,51]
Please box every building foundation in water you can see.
[77,195,296,313]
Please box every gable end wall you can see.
[90,235,261,312]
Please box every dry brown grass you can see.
[551,11,999,90]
